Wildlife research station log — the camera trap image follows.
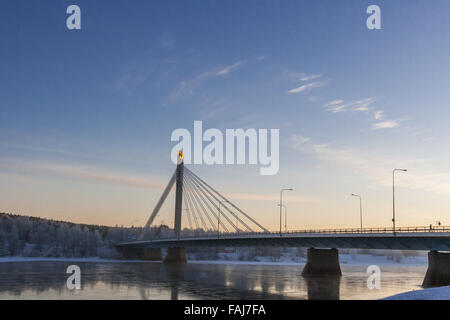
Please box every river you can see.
[0,259,428,300]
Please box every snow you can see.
[383,286,450,300]
[0,257,157,264]
[189,260,303,266]
[0,252,428,267]
[339,253,427,266]
[189,253,427,267]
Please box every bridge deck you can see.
[117,227,450,251]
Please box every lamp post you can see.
[278,204,287,233]
[351,194,363,232]
[392,169,407,235]
[280,188,293,236]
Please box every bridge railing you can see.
[137,225,450,242]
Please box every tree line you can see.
[0,212,219,258]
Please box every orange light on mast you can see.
[178,150,184,160]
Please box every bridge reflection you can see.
[0,261,343,300]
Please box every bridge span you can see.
[116,152,450,288]
[118,227,450,251]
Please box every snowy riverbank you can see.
[383,286,450,300]
[0,257,154,263]
[0,252,428,267]
[189,251,428,267]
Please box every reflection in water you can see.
[0,261,427,300]
[164,264,186,300]
[304,276,341,300]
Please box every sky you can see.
[1,0,450,230]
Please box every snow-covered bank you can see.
[383,286,450,300]
[189,260,302,266]
[0,257,155,264]
[339,253,427,266]
[0,252,428,267]
[189,253,427,267]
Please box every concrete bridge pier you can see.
[305,275,341,300]
[302,248,342,277]
[164,247,187,264]
[422,251,450,288]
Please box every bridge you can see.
[117,151,450,288]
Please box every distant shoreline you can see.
[0,257,154,263]
[0,253,428,267]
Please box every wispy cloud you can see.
[289,136,450,195]
[62,166,165,189]
[324,100,344,107]
[323,97,375,113]
[0,142,97,159]
[0,158,166,190]
[284,71,324,95]
[169,60,246,101]
[374,110,384,120]
[299,73,322,82]
[291,135,311,144]
[327,105,346,113]
[216,60,245,76]
[372,120,399,130]
[323,97,401,129]
[354,105,369,112]
[288,81,323,94]
[169,79,199,100]
[353,97,376,110]
[284,71,322,82]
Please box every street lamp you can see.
[278,204,287,233]
[351,194,363,232]
[280,188,293,236]
[392,169,407,235]
[218,200,228,239]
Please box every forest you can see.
[0,212,221,258]
[0,212,149,257]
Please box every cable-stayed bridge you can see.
[137,162,268,241]
[116,152,450,287]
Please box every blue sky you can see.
[1,0,450,229]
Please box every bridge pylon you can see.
[174,151,184,239]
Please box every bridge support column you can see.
[174,159,183,239]
[164,247,187,264]
[422,251,450,288]
[302,248,342,277]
